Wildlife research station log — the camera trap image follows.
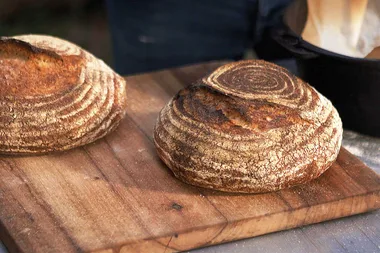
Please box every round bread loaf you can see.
[0,35,127,154]
[154,60,343,193]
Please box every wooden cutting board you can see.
[0,62,379,253]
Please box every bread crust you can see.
[154,60,342,193]
[0,35,127,154]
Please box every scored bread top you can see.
[154,60,343,193]
[0,37,83,97]
[0,35,127,154]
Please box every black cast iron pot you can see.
[272,0,380,137]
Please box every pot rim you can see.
[282,0,380,64]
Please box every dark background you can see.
[0,0,112,64]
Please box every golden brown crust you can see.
[154,60,343,193]
[0,35,127,154]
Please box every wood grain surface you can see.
[0,62,379,253]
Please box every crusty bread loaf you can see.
[0,35,127,154]
[154,60,343,193]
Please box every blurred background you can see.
[0,0,112,64]
[0,0,292,74]
[0,0,276,73]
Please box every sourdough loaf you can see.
[0,35,127,154]
[154,60,343,193]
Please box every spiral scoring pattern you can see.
[154,60,342,193]
[0,35,127,154]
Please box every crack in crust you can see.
[154,60,343,193]
[0,35,127,154]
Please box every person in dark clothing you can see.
[106,0,293,75]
